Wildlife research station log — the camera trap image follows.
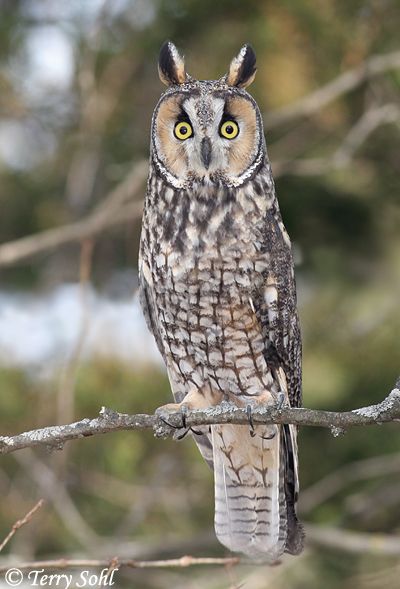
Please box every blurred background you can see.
[0,0,399,587]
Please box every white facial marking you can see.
[181,96,226,175]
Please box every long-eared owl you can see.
[139,41,304,560]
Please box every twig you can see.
[0,499,44,553]
[264,50,400,129]
[0,555,239,573]
[0,385,399,455]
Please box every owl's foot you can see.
[246,403,276,440]
[275,391,286,411]
[155,399,205,440]
[175,405,204,439]
[258,391,286,439]
[245,390,287,440]
[156,402,184,428]
[246,404,256,437]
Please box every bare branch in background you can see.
[273,102,400,177]
[0,160,147,267]
[14,451,100,549]
[54,239,95,478]
[300,452,400,514]
[264,50,400,129]
[306,524,400,556]
[66,1,140,211]
[56,240,94,429]
[0,384,399,456]
[332,103,400,166]
[0,499,44,553]
[0,51,399,269]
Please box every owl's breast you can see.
[149,243,274,396]
[141,185,278,398]
[152,243,269,296]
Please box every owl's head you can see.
[151,42,265,189]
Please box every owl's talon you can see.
[176,428,190,440]
[156,402,189,431]
[180,404,188,429]
[176,426,204,440]
[158,416,180,430]
[246,404,256,437]
[156,404,199,439]
[246,404,254,429]
[275,391,286,412]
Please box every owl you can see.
[139,41,304,560]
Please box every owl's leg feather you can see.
[157,386,216,414]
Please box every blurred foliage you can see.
[0,0,399,588]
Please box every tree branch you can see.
[1,52,399,269]
[14,450,101,548]
[0,384,399,455]
[264,50,400,129]
[300,452,400,514]
[0,160,147,267]
[272,102,400,177]
[306,524,400,556]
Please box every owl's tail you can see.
[212,422,304,560]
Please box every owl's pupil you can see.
[226,125,234,134]
[181,125,188,135]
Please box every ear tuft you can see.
[158,41,187,86]
[226,44,257,88]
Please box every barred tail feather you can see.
[211,423,303,560]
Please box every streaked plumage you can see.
[139,41,304,560]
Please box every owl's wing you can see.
[253,273,302,409]
[251,266,303,554]
[138,262,166,363]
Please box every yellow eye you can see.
[174,121,193,140]
[220,120,239,139]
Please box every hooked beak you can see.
[200,137,212,169]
